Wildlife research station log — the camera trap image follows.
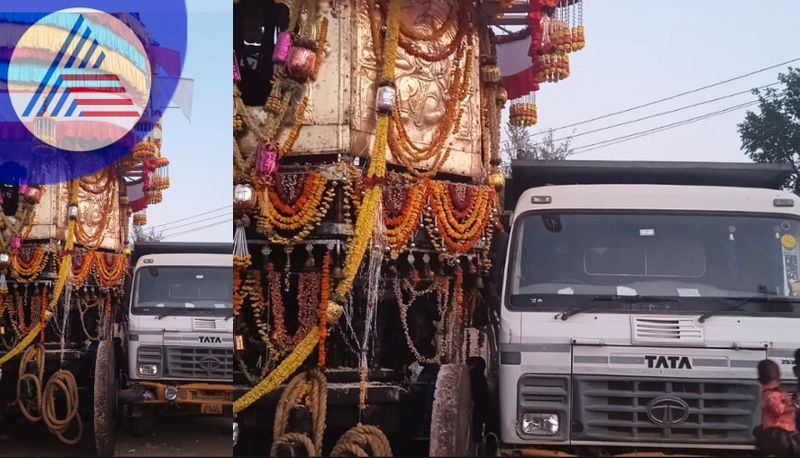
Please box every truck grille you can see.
[573,376,759,444]
[631,316,704,345]
[164,346,233,380]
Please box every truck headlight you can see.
[521,413,560,436]
[233,421,239,446]
[137,363,159,376]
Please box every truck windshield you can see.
[507,211,800,317]
[133,266,232,316]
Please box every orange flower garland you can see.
[233,268,243,316]
[382,178,427,258]
[12,247,48,282]
[425,181,497,254]
[71,251,95,286]
[92,252,127,288]
[318,251,330,368]
[258,172,335,244]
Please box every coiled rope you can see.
[15,344,84,445]
[17,343,44,421]
[330,424,393,457]
[42,369,83,445]
[271,369,328,457]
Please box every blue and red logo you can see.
[0,1,186,184]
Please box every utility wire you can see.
[161,219,233,240]
[549,82,779,143]
[156,213,232,234]
[528,57,799,136]
[146,204,232,230]
[570,100,759,155]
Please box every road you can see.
[0,413,231,456]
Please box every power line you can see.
[570,100,759,155]
[156,213,232,234]
[549,82,779,144]
[528,57,799,136]
[161,219,232,240]
[147,205,232,230]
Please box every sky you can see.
[141,1,232,243]
[518,0,800,163]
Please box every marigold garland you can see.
[258,172,335,244]
[382,178,426,258]
[233,326,319,414]
[0,180,78,367]
[233,301,344,413]
[334,0,399,299]
[12,247,48,283]
[318,252,331,368]
[425,181,497,254]
[92,251,127,288]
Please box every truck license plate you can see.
[201,403,223,414]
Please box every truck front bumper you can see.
[122,381,233,414]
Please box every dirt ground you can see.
[0,413,231,457]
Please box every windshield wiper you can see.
[155,311,178,320]
[556,295,680,321]
[698,296,800,323]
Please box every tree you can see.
[738,67,800,194]
[500,126,574,175]
[131,224,163,243]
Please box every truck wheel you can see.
[93,339,118,457]
[429,364,474,457]
[129,407,155,438]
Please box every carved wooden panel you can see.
[28,173,123,252]
[351,0,483,178]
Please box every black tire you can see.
[128,407,154,438]
[429,364,474,456]
[93,339,118,457]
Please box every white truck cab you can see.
[499,161,800,455]
[121,243,233,436]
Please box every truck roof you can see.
[506,160,792,207]
[131,242,231,266]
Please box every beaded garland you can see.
[267,263,319,355]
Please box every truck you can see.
[499,160,800,456]
[119,242,233,438]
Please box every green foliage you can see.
[132,224,163,243]
[500,126,574,176]
[738,68,800,194]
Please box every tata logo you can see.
[645,355,692,369]
[198,336,222,344]
[646,396,690,426]
[8,8,151,152]
[198,356,220,371]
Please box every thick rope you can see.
[330,424,393,457]
[42,369,83,445]
[271,432,316,457]
[16,343,45,422]
[271,369,328,457]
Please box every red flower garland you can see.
[318,252,331,368]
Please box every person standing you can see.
[755,359,800,456]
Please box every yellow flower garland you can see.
[334,0,399,299]
[234,301,343,413]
